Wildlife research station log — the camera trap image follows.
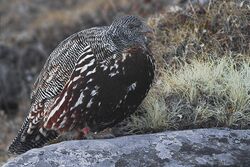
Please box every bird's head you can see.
[107,15,153,50]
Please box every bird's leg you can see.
[74,127,94,140]
[82,127,90,136]
[47,127,116,144]
[80,127,95,139]
[76,127,116,140]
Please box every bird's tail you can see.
[8,117,58,154]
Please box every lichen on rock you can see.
[4,129,250,167]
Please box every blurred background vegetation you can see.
[0,0,249,164]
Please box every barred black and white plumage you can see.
[8,15,155,154]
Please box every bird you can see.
[8,15,155,154]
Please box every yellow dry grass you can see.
[125,0,250,133]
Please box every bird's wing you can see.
[42,45,152,132]
[31,33,89,104]
[8,33,96,154]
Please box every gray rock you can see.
[3,128,250,167]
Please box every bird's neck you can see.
[92,32,124,60]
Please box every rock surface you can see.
[3,128,250,167]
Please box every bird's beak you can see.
[142,24,154,35]
[142,24,154,43]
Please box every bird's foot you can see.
[81,127,95,139]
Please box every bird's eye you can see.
[128,23,140,30]
[128,24,134,29]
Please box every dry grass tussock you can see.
[128,58,250,133]
[124,0,250,133]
